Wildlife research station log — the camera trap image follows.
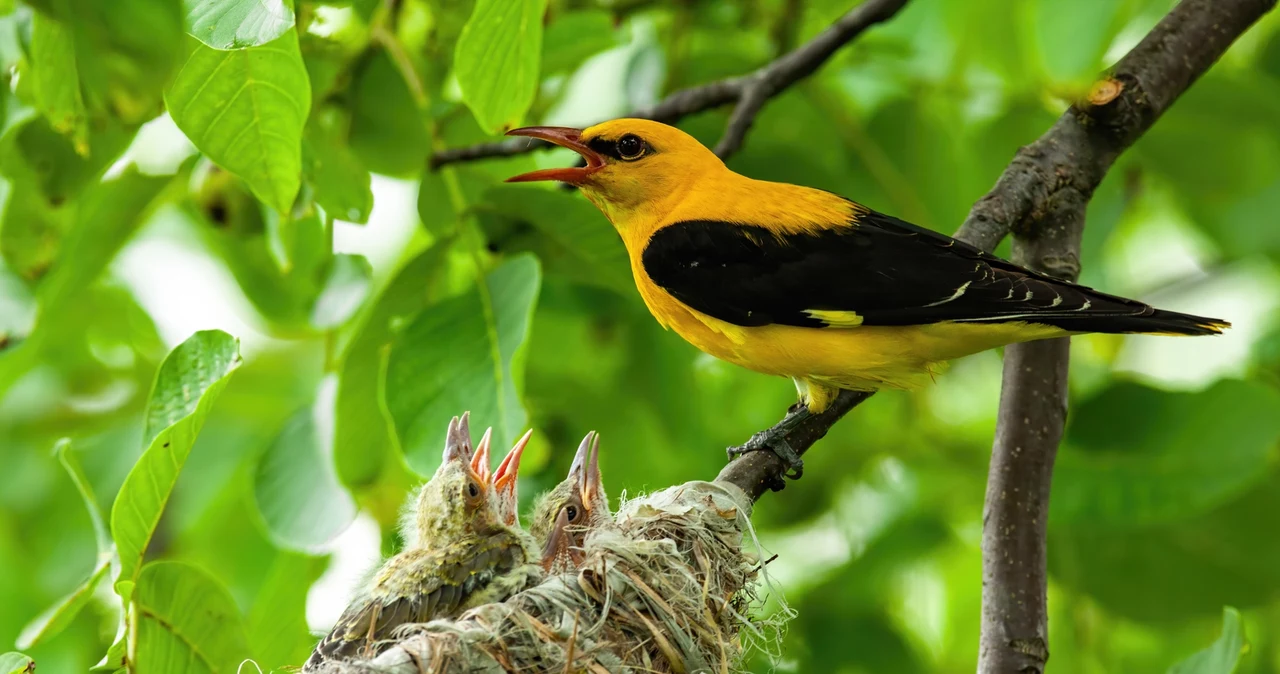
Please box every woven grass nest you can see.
[310,480,790,673]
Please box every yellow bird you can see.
[505,120,1228,468]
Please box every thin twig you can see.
[429,0,910,169]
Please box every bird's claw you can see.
[726,433,804,482]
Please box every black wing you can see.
[641,209,1225,334]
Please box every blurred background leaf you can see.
[386,254,541,474]
[1168,607,1247,674]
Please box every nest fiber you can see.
[312,480,788,673]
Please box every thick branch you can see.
[969,1,1275,671]
[429,0,909,168]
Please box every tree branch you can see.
[969,1,1274,671]
[429,0,910,169]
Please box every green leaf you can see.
[304,114,373,224]
[1052,380,1280,527]
[111,330,243,589]
[91,631,127,673]
[191,165,331,329]
[1167,608,1247,674]
[334,242,455,488]
[17,557,111,650]
[310,254,372,330]
[131,561,251,674]
[253,399,357,550]
[37,169,173,323]
[15,440,116,649]
[387,254,541,474]
[247,552,327,670]
[1031,0,1128,87]
[166,31,311,213]
[454,0,547,134]
[54,439,111,554]
[542,10,616,75]
[0,653,34,674]
[1051,469,1280,621]
[347,49,428,176]
[183,0,294,50]
[32,0,184,125]
[29,13,87,154]
[478,185,632,294]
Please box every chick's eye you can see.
[467,482,480,498]
[565,505,579,522]
[617,134,644,160]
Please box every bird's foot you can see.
[726,406,812,487]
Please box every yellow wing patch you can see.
[805,309,864,327]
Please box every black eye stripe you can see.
[586,136,651,161]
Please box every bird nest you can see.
[311,480,790,673]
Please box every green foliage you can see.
[0,653,33,674]
[386,254,541,473]
[455,0,547,133]
[113,330,242,589]
[15,442,112,650]
[183,0,294,50]
[254,402,357,550]
[247,552,327,670]
[1168,608,1248,674]
[3,0,1280,672]
[166,32,311,213]
[29,14,86,153]
[1052,379,1280,527]
[130,561,251,673]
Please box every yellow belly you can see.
[638,279,1065,391]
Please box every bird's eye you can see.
[617,134,645,160]
[565,505,579,522]
[467,482,480,498]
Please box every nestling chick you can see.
[470,427,534,528]
[304,415,541,669]
[529,431,612,573]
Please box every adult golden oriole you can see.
[505,120,1227,468]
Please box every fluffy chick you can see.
[305,415,540,668]
[529,431,612,573]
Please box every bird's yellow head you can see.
[506,119,723,228]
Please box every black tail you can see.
[1034,306,1230,336]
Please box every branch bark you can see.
[429,0,909,168]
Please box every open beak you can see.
[504,127,605,185]
[493,429,532,497]
[540,507,584,571]
[470,427,494,485]
[441,412,473,465]
[569,431,602,514]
